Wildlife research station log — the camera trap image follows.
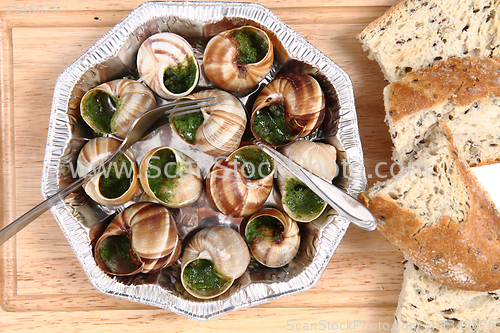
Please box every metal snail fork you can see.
[0,97,218,246]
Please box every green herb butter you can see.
[284,178,325,218]
[163,56,197,94]
[245,215,284,244]
[98,155,133,199]
[147,149,179,203]
[231,28,269,64]
[82,90,120,133]
[232,147,273,180]
[171,110,205,144]
[252,104,298,146]
[183,259,230,293]
[98,234,138,274]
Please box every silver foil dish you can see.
[41,1,367,320]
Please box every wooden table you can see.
[0,0,403,331]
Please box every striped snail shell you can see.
[139,147,203,208]
[181,225,250,299]
[277,140,338,222]
[244,207,300,268]
[80,79,156,139]
[137,32,199,99]
[94,202,182,276]
[169,89,247,156]
[251,73,325,147]
[77,137,139,207]
[206,145,275,217]
[203,26,274,92]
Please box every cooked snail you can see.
[137,32,199,99]
[203,26,274,92]
[181,225,250,299]
[244,207,300,268]
[277,140,338,222]
[77,137,139,206]
[139,146,203,208]
[94,202,182,276]
[206,145,275,217]
[80,79,156,139]
[251,73,325,147]
[169,89,247,156]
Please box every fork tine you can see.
[119,97,218,150]
[160,97,216,110]
[166,101,218,118]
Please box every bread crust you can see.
[358,0,419,43]
[359,130,500,292]
[386,56,500,123]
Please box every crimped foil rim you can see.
[41,1,366,320]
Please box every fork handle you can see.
[0,174,90,246]
[306,172,377,231]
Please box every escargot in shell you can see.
[181,225,250,299]
[77,137,139,206]
[139,146,203,208]
[95,202,182,276]
[203,26,274,92]
[251,73,325,147]
[80,79,156,139]
[137,32,199,99]
[277,140,338,222]
[206,145,275,217]
[170,89,247,156]
[244,207,300,268]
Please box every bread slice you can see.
[385,56,500,166]
[392,260,500,332]
[358,0,500,82]
[358,123,500,292]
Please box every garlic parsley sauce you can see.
[163,56,198,94]
[98,155,133,199]
[147,149,182,203]
[170,109,205,144]
[284,178,325,218]
[245,215,284,244]
[252,103,299,146]
[183,258,231,293]
[230,28,269,65]
[81,90,120,134]
[231,147,273,180]
[98,234,138,274]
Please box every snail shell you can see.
[203,26,274,92]
[251,73,325,147]
[95,202,182,276]
[206,145,275,217]
[244,207,300,268]
[139,146,203,208]
[181,225,250,299]
[169,89,247,156]
[277,140,338,222]
[77,137,139,206]
[137,32,199,99]
[80,79,157,139]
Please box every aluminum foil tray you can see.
[41,1,367,320]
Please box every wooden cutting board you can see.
[0,0,403,331]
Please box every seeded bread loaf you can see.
[358,123,500,292]
[392,260,500,333]
[359,0,500,326]
[385,56,500,166]
[358,0,500,82]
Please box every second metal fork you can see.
[0,97,217,246]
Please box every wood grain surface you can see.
[0,0,404,331]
